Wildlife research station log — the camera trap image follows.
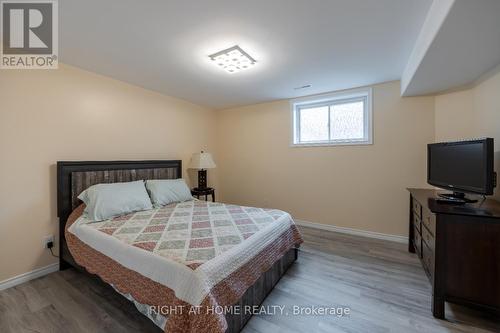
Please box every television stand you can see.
[408,188,500,319]
[438,191,478,203]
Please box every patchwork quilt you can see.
[66,200,303,333]
[81,200,291,269]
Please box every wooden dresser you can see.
[408,188,500,319]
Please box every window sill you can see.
[290,140,373,148]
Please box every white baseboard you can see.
[0,263,59,291]
[294,219,408,244]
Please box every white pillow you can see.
[78,181,153,221]
[145,179,193,207]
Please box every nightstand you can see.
[191,187,215,202]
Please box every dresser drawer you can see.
[422,209,436,236]
[413,225,422,258]
[413,214,421,233]
[422,224,435,252]
[413,198,422,218]
[422,242,434,278]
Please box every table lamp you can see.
[189,151,216,190]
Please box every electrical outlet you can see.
[43,235,54,249]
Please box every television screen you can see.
[428,138,494,195]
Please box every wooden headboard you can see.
[56,160,182,269]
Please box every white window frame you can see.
[290,87,373,147]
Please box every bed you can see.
[57,160,302,333]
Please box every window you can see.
[291,88,372,146]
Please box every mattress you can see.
[66,199,302,333]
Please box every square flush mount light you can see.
[209,45,257,73]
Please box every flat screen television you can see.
[427,138,495,202]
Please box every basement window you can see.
[291,88,373,146]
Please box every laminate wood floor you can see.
[1,226,499,333]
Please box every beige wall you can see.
[435,66,500,200]
[0,64,217,282]
[215,81,435,237]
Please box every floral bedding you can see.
[66,199,303,333]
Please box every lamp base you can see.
[197,169,207,190]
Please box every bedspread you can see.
[65,200,302,333]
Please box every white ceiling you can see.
[60,0,432,109]
[402,0,500,96]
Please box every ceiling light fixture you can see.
[209,45,256,73]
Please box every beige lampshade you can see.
[189,151,216,169]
